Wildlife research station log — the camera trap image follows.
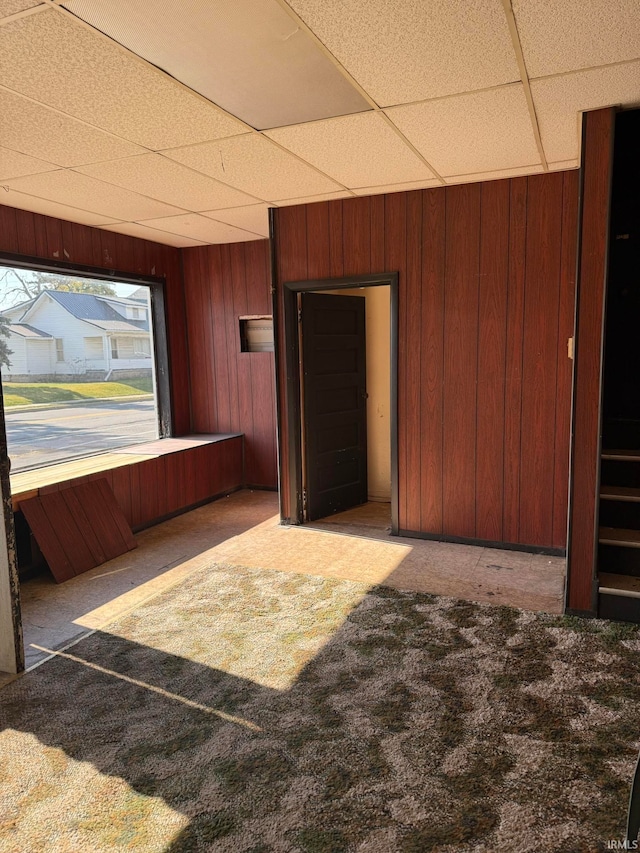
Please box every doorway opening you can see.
[280,273,398,535]
[597,107,640,618]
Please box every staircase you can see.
[598,421,640,621]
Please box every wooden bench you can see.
[11,433,244,531]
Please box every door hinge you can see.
[302,488,308,511]
[298,308,302,323]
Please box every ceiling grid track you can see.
[500,0,549,171]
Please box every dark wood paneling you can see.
[476,179,509,542]
[343,197,371,277]
[273,171,580,551]
[0,203,190,436]
[182,239,276,488]
[443,183,481,538]
[420,188,445,533]
[329,200,344,278]
[405,191,423,532]
[568,108,616,612]
[306,202,331,280]
[519,173,563,544]
[503,177,528,542]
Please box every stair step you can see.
[599,527,640,548]
[601,486,640,502]
[599,572,640,598]
[602,449,640,461]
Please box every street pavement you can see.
[5,398,158,473]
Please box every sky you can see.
[0,266,146,310]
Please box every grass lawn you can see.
[2,378,153,407]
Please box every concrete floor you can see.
[14,489,566,676]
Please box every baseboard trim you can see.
[397,529,565,557]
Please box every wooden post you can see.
[0,379,24,674]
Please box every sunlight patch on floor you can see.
[0,729,188,852]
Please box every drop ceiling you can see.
[0,0,638,247]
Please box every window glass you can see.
[0,266,160,473]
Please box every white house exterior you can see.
[1,290,153,381]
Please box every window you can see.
[84,337,103,360]
[0,265,167,473]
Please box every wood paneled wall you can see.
[567,108,616,613]
[0,204,190,435]
[181,240,277,488]
[274,172,579,550]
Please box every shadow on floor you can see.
[1,560,636,852]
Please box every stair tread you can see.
[599,527,640,547]
[599,572,640,597]
[602,449,640,461]
[600,486,640,501]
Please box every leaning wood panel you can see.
[553,170,579,548]
[443,183,481,538]
[568,108,615,612]
[19,496,75,582]
[476,179,510,542]
[77,479,135,556]
[519,173,563,546]
[21,479,135,583]
[420,187,445,534]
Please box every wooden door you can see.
[301,292,367,520]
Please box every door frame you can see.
[279,273,399,534]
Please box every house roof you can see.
[7,323,53,339]
[15,290,150,334]
[0,1,638,247]
[45,291,150,333]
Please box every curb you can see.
[5,394,154,414]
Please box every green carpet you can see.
[1,562,639,852]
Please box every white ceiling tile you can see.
[274,191,353,206]
[285,0,520,105]
[164,134,343,201]
[202,205,270,238]
[0,0,42,17]
[3,171,185,221]
[0,189,117,226]
[352,179,442,197]
[63,0,370,130]
[386,85,540,176]
[0,88,145,167]
[513,0,640,78]
[265,112,433,188]
[77,154,258,212]
[444,164,544,185]
[0,9,247,150]
[139,213,262,244]
[531,62,640,162]
[0,147,58,180]
[99,222,206,248]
